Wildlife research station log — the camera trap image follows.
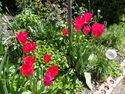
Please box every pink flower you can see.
[83,12,93,24]
[16,32,28,43]
[74,16,84,31]
[23,56,35,65]
[22,42,36,53]
[92,23,105,38]
[62,29,68,35]
[19,64,34,76]
[48,66,58,77]
[43,55,52,63]
[83,26,91,34]
[44,71,54,86]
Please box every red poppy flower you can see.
[92,23,105,38]
[48,66,58,77]
[19,64,34,76]
[23,56,35,65]
[62,29,68,35]
[83,12,93,24]
[44,71,54,86]
[22,42,36,53]
[83,26,91,34]
[74,16,84,31]
[43,55,52,63]
[16,32,28,43]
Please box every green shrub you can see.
[33,40,83,94]
[67,30,121,81]
[0,38,83,94]
[1,1,125,93]
[16,0,32,10]
[99,23,125,49]
[11,9,45,40]
[15,0,67,27]
[11,9,68,52]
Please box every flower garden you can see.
[0,0,125,94]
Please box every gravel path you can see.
[111,78,125,94]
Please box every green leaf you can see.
[84,72,93,90]
[32,78,37,93]
[0,49,8,75]
[0,80,4,94]
[3,82,8,94]
[22,90,32,94]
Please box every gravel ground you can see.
[111,78,125,94]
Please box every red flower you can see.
[16,32,28,43]
[48,66,58,77]
[43,55,52,63]
[19,64,34,76]
[74,23,84,31]
[83,12,93,24]
[74,16,84,23]
[23,56,35,65]
[74,16,84,31]
[92,23,105,38]
[83,26,91,34]
[62,29,68,35]
[22,42,36,53]
[44,71,54,86]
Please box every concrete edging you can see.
[94,59,125,94]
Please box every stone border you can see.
[94,59,125,94]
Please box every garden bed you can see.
[0,0,125,94]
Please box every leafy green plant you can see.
[66,12,122,87]
[98,23,125,49]
[16,0,32,10]
[68,31,121,82]
[12,9,69,52]
[47,71,83,94]
[16,0,67,27]
[1,1,124,93]
[41,1,67,27]
[11,9,45,40]
[0,28,82,94]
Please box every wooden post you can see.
[68,0,73,65]
[68,0,72,44]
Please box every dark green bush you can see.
[75,0,125,24]
[1,0,17,13]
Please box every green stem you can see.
[4,81,8,94]
[0,48,8,75]
[28,76,32,93]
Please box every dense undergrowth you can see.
[0,0,125,94]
